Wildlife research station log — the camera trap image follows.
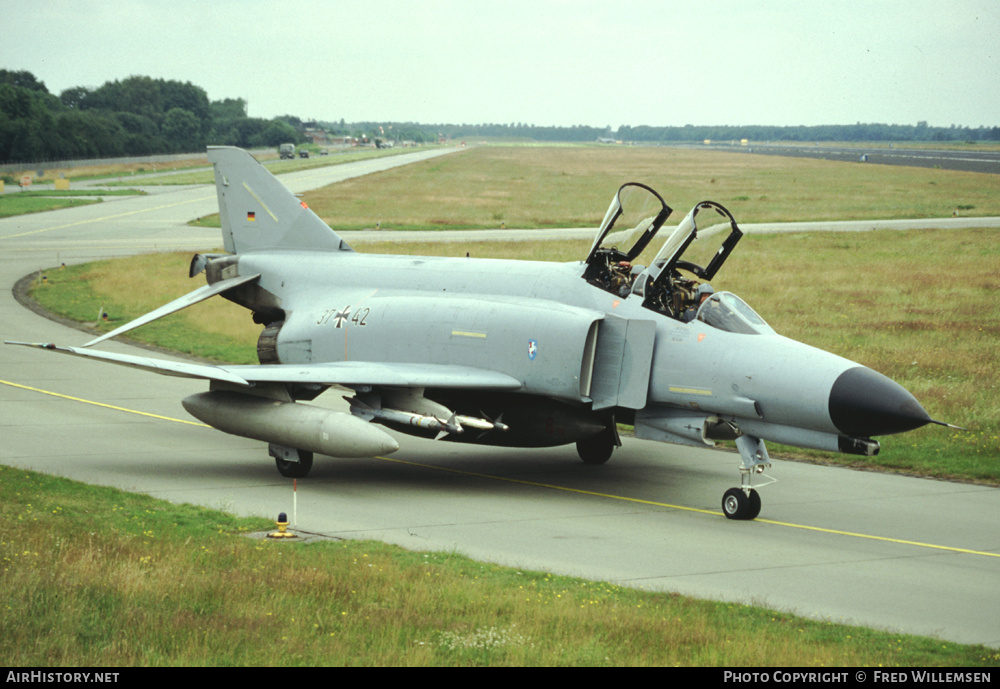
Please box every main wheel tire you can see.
[275,450,314,478]
[577,436,614,465]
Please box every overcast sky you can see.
[4,0,997,128]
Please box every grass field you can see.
[2,465,995,666]
[0,195,101,218]
[6,188,144,197]
[0,187,146,218]
[3,154,216,185]
[187,144,1000,231]
[294,145,1000,230]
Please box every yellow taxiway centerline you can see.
[0,379,209,427]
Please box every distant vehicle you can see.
[298,150,309,158]
[278,143,295,159]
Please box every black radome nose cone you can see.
[829,367,932,437]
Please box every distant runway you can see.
[717,143,1000,174]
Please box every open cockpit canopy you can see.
[583,183,744,322]
[631,200,743,319]
[582,184,673,297]
[585,183,673,266]
[632,201,742,295]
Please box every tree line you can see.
[614,121,1000,144]
[435,121,1000,143]
[0,70,302,163]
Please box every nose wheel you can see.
[722,487,761,520]
[722,434,773,520]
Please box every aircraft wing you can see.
[5,342,524,390]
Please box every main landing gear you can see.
[722,434,773,520]
[270,444,314,478]
[576,422,621,465]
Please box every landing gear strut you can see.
[721,434,772,520]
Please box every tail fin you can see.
[207,146,353,254]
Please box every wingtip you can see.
[4,341,57,350]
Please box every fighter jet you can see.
[7,147,956,520]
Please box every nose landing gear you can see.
[722,434,773,520]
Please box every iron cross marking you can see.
[333,306,351,328]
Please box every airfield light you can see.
[267,512,297,539]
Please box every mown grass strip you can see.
[2,465,996,666]
[0,195,101,218]
[8,189,145,197]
